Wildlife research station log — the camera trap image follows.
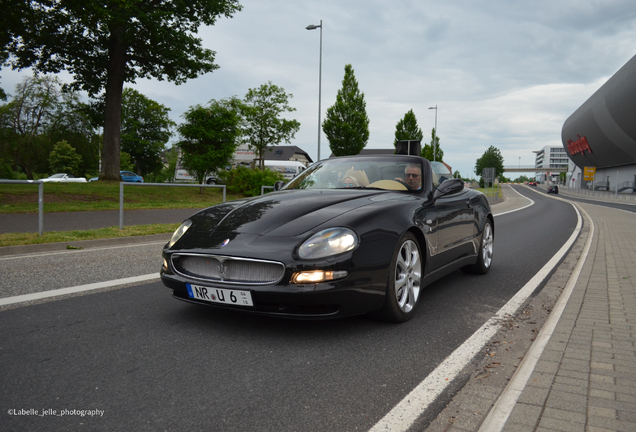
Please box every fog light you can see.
[162,258,168,270]
[290,270,348,284]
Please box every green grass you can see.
[0,223,181,248]
[476,186,503,199]
[0,181,247,247]
[0,181,243,214]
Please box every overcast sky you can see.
[2,0,636,178]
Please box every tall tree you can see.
[178,98,242,189]
[91,88,175,176]
[322,64,369,157]
[393,109,423,148]
[5,0,242,181]
[0,51,8,101]
[0,75,94,178]
[421,127,444,162]
[241,82,300,170]
[475,145,505,180]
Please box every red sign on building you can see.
[567,135,592,156]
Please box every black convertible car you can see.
[161,154,494,322]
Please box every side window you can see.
[430,162,452,189]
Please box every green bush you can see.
[0,163,13,180]
[218,166,285,197]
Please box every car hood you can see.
[187,189,392,238]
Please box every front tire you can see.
[373,232,422,322]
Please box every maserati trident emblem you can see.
[218,263,227,280]
[221,238,230,247]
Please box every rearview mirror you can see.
[273,181,286,191]
[433,178,464,199]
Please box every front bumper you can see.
[160,250,389,319]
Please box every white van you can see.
[264,160,307,180]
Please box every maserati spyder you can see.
[160,154,494,322]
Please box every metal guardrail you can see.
[261,185,274,195]
[119,182,227,230]
[0,180,44,236]
[562,185,636,201]
[503,165,567,172]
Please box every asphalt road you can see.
[0,187,579,431]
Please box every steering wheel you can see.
[394,179,413,191]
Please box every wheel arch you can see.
[405,225,429,269]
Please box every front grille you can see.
[171,254,285,285]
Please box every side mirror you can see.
[433,178,464,200]
[273,181,286,191]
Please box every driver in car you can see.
[396,164,421,190]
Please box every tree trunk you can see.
[100,25,127,181]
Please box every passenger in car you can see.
[341,177,359,188]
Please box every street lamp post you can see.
[428,106,437,161]
[306,20,323,161]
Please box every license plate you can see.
[186,284,254,307]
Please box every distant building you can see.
[262,146,313,166]
[561,53,636,192]
[533,146,569,182]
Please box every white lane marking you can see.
[370,203,583,432]
[0,241,167,261]
[0,273,160,307]
[493,186,534,217]
[478,204,593,431]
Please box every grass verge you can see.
[0,181,241,214]
[0,223,180,248]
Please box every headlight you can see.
[169,220,192,248]
[298,228,358,259]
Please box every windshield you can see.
[282,157,425,191]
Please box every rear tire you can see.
[373,232,422,323]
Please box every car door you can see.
[431,187,475,268]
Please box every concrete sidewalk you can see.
[425,194,636,431]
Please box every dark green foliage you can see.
[241,82,300,169]
[394,109,423,147]
[5,0,242,180]
[178,98,242,186]
[0,75,98,178]
[90,88,175,176]
[217,166,284,197]
[49,140,83,175]
[322,64,369,156]
[475,145,505,180]
[120,151,135,172]
[421,128,443,162]
[146,148,179,184]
